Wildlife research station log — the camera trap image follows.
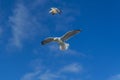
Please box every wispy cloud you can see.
[20,63,83,80]
[39,70,60,80]
[9,4,29,48]
[7,3,49,49]
[21,71,41,80]
[60,63,83,73]
[108,74,120,80]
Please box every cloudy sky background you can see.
[0,0,120,80]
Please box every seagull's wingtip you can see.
[41,41,45,45]
[74,29,82,32]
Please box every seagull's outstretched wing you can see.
[41,37,54,45]
[56,8,62,14]
[61,30,81,41]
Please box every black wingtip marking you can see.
[76,29,82,32]
[41,41,45,45]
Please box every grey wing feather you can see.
[61,30,81,41]
[41,37,54,45]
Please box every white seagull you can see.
[49,7,62,15]
[41,30,81,50]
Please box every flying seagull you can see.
[49,7,62,15]
[41,30,81,50]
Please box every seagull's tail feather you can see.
[59,43,69,50]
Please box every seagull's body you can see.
[41,30,81,50]
[49,7,62,15]
[53,37,69,50]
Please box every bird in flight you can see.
[49,7,62,15]
[41,30,81,50]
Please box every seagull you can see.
[41,30,81,50]
[49,7,62,15]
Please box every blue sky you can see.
[0,0,120,80]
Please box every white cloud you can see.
[21,70,63,80]
[108,74,120,80]
[8,3,49,49]
[38,70,59,80]
[60,63,83,73]
[9,4,29,48]
[20,63,83,80]
[21,71,41,80]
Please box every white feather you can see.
[59,43,69,50]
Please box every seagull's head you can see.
[51,7,55,9]
[53,37,61,41]
[51,7,57,10]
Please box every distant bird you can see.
[49,7,62,15]
[41,30,81,50]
